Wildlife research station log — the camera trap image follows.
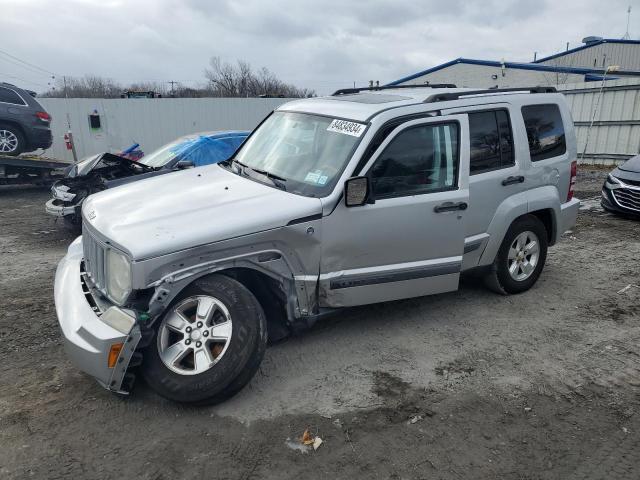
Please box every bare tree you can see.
[39,62,315,99]
[41,75,122,98]
[204,57,314,98]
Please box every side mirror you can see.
[175,160,195,169]
[345,176,373,207]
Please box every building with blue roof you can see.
[389,37,640,88]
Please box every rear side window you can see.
[521,104,566,161]
[0,87,25,105]
[468,110,514,174]
[370,122,459,198]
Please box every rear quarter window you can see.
[468,109,514,174]
[0,87,26,105]
[521,104,566,162]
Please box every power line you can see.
[0,55,55,80]
[0,48,55,75]
[0,73,48,88]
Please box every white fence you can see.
[38,97,293,161]
[558,79,640,164]
[38,82,640,164]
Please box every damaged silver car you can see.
[54,85,580,404]
[46,131,248,227]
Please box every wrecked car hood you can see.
[66,153,153,178]
[67,154,101,177]
[83,165,323,260]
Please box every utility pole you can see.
[168,80,177,97]
[622,6,632,39]
[63,75,78,163]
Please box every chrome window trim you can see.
[0,86,28,106]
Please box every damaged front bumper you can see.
[46,184,79,218]
[46,198,77,217]
[54,237,141,393]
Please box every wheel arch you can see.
[0,119,26,135]
[528,208,555,245]
[145,260,297,343]
[478,187,561,266]
[0,120,27,149]
[216,267,291,342]
[477,191,529,267]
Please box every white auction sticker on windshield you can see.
[327,119,366,137]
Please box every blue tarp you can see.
[171,131,249,167]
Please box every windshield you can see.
[139,136,199,168]
[233,112,365,196]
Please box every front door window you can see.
[370,122,459,198]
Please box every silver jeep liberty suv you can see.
[54,85,580,404]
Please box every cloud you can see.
[0,0,636,94]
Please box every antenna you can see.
[622,5,631,40]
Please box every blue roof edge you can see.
[387,56,640,86]
[534,38,640,64]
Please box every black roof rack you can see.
[425,86,557,103]
[332,83,457,96]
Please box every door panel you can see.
[442,106,528,269]
[320,115,470,307]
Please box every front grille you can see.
[619,178,640,187]
[82,226,107,291]
[80,261,103,316]
[612,188,640,213]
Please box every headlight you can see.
[106,249,131,304]
[605,174,621,190]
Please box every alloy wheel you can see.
[507,230,540,281]
[157,295,233,375]
[0,130,19,153]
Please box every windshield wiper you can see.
[248,166,287,183]
[230,159,287,191]
[250,167,287,191]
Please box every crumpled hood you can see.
[82,165,323,260]
[64,154,101,177]
[66,153,150,178]
[619,154,640,173]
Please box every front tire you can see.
[142,274,267,405]
[484,215,548,294]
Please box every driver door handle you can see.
[502,175,525,186]
[434,201,468,213]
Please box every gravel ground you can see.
[1,168,639,479]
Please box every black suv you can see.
[0,82,52,156]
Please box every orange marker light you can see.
[108,343,124,368]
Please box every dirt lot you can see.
[1,168,639,479]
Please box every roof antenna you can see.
[622,5,631,40]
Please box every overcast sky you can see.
[2,0,637,94]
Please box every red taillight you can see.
[35,111,51,122]
[567,160,577,201]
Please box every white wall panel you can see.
[38,97,292,161]
[36,79,640,164]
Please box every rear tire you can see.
[484,215,548,295]
[142,274,268,405]
[0,124,25,156]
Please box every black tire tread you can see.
[142,274,267,405]
[484,214,548,295]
